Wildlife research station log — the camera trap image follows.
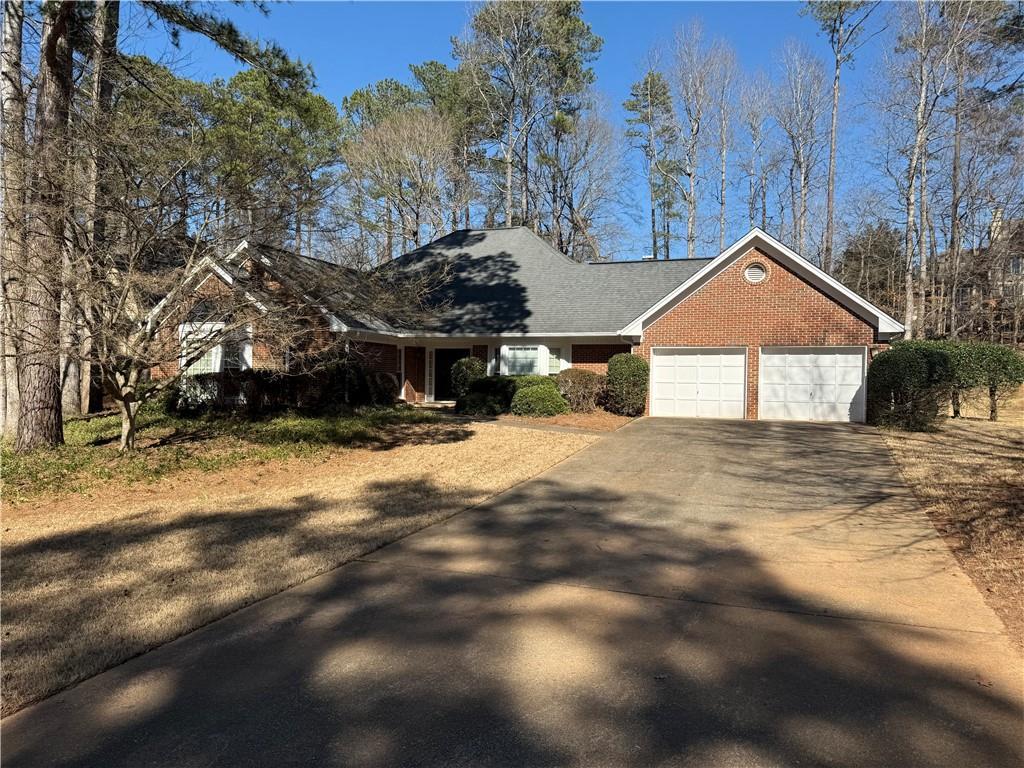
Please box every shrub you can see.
[556,368,605,413]
[866,344,952,431]
[510,384,570,417]
[605,353,648,416]
[973,343,1024,421]
[314,362,397,413]
[940,341,986,417]
[456,375,518,415]
[511,374,558,392]
[451,356,486,399]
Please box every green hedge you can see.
[867,344,952,431]
[456,375,518,416]
[867,340,1024,429]
[451,357,486,399]
[556,368,605,413]
[605,353,648,416]
[510,384,570,417]
[511,374,558,392]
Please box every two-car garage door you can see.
[649,346,866,422]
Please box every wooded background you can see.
[1,0,1022,451]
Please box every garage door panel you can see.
[759,347,865,423]
[675,382,697,400]
[720,382,745,402]
[650,349,746,419]
[836,366,862,386]
[761,383,786,403]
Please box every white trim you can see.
[758,345,868,423]
[398,345,406,401]
[648,345,748,420]
[618,228,905,338]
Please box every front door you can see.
[433,348,472,401]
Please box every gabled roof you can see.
[617,228,905,339]
[184,227,904,341]
[386,227,711,335]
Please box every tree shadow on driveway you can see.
[3,469,1021,768]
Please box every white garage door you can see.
[650,348,746,418]
[759,347,866,422]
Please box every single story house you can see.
[170,226,904,423]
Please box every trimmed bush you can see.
[511,374,558,392]
[456,375,518,415]
[973,343,1024,421]
[557,368,605,413]
[866,344,952,431]
[605,353,649,416]
[451,356,486,399]
[888,340,1024,422]
[510,384,570,417]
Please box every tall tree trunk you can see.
[918,149,929,338]
[503,143,512,225]
[649,156,657,259]
[16,1,73,452]
[824,37,841,275]
[686,140,697,259]
[948,68,963,339]
[718,118,727,252]
[903,1,929,339]
[1,0,26,439]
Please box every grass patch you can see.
[882,419,1024,652]
[1,405,446,501]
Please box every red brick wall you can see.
[570,343,632,373]
[354,341,400,375]
[403,346,426,403]
[636,247,876,418]
[471,344,489,362]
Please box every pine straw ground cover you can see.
[0,416,595,715]
[882,419,1024,653]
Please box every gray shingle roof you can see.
[388,227,711,335]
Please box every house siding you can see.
[635,247,876,418]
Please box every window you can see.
[548,347,562,375]
[1011,256,1023,276]
[180,324,248,376]
[185,346,220,376]
[507,346,539,375]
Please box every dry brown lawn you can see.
[883,419,1024,651]
[0,421,596,716]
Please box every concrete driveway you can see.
[4,419,1022,767]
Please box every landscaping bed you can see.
[0,417,596,715]
[883,419,1024,652]
[497,408,633,432]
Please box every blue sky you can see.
[133,1,888,257]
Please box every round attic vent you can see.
[744,262,768,284]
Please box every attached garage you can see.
[650,348,746,419]
[759,347,866,423]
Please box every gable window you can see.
[180,324,250,375]
[548,347,562,375]
[507,346,540,375]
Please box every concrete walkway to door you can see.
[3,419,1022,767]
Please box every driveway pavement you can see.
[4,419,1022,767]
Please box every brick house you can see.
[169,227,904,422]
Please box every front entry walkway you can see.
[4,420,1021,767]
